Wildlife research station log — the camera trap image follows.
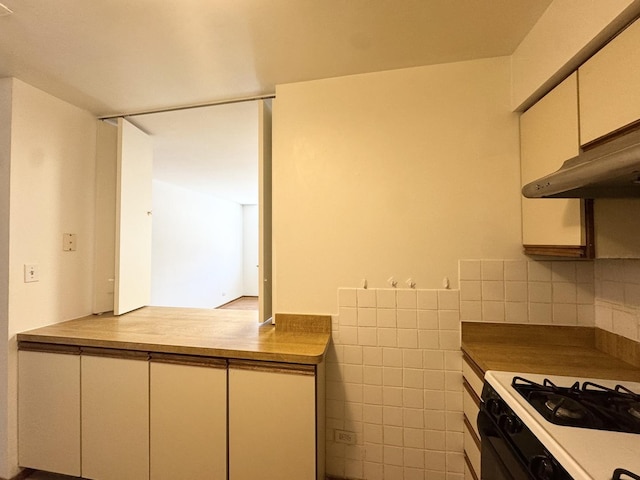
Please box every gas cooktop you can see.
[511,376,640,434]
[485,371,640,480]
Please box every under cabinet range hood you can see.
[522,128,640,198]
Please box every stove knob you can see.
[503,415,522,434]
[531,455,555,480]
[486,398,502,416]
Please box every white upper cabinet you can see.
[520,72,587,255]
[579,19,640,145]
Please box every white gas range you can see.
[481,370,640,480]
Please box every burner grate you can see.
[614,468,640,480]
[511,376,640,434]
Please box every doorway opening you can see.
[94,99,272,322]
[216,296,259,311]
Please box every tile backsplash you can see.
[325,258,640,479]
[327,287,464,480]
[459,259,595,326]
[594,259,640,342]
[458,258,640,343]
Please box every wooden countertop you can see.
[462,322,640,382]
[17,307,331,365]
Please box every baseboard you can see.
[1,469,34,480]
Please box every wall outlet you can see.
[24,264,39,283]
[334,429,356,445]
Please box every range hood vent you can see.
[522,128,640,198]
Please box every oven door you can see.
[478,410,533,480]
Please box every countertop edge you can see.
[17,332,330,365]
[16,308,332,366]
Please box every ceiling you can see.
[133,101,261,205]
[0,0,553,203]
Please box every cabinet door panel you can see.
[229,366,316,480]
[18,351,81,476]
[150,362,227,480]
[520,73,583,247]
[81,355,149,480]
[464,427,481,479]
[579,19,640,145]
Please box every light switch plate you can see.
[24,264,39,283]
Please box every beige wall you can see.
[511,0,640,110]
[0,78,96,478]
[273,57,523,315]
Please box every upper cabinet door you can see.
[520,73,586,253]
[115,118,153,315]
[579,19,640,145]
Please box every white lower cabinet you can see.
[19,345,324,480]
[150,357,227,480]
[462,355,483,480]
[81,352,149,480]
[18,348,81,476]
[229,361,318,480]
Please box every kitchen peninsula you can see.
[17,307,331,480]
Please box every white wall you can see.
[243,204,258,296]
[272,57,523,315]
[511,0,640,110]
[1,78,96,478]
[150,180,244,308]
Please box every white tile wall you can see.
[459,259,595,327]
[326,259,640,479]
[594,259,640,342]
[328,287,464,480]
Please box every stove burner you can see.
[511,376,640,433]
[544,395,587,420]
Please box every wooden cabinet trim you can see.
[149,352,227,369]
[274,313,332,334]
[462,352,485,379]
[228,359,315,376]
[523,244,591,258]
[581,120,640,151]
[81,346,149,360]
[525,199,593,258]
[463,379,481,408]
[18,342,80,355]
[464,452,480,480]
[583,198,595,258]
[463,416,481,451]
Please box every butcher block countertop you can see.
[462,322,640,382]
[17,307,331,365]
